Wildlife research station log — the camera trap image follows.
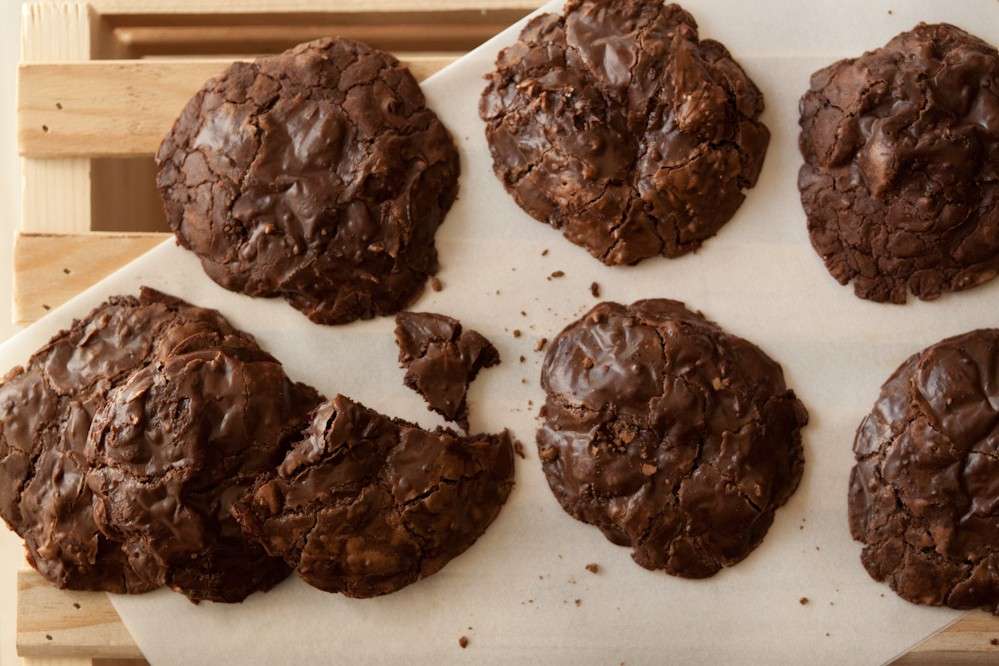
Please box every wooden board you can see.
[13,0,999,663]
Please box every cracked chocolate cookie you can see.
[537,300,807,578]
[394,312,500,430]
[86,344,320,603]
[0,288,260,593]
[479,0,769,266]
[232,394,515,598]
[850,330,999,614]
[799,23,999,303]
[156,37,460,325]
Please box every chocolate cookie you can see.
[479,0,769,266]
[86,345,320,603]
[232,394,515,598]
[0,288,258,593]
[537,300,807,578]
[850,330,999,613]
[156,37,460,325]
[799,23,999,303]
[394,312,500,430]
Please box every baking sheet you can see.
[4,0,999,663]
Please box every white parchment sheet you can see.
[3,0,998,663]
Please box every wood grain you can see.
[18,56,458,157]
[19,1,93,234]
[13,232,168,324]
[17,569,144,661]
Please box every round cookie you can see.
[156,37,460,325]
[850,330,999,614]
[86,345,319,603]
[232,394,515,598]
[0,288,258,593]
[799,23,999,303]
[479,0,770,266]
[537,300,807,578]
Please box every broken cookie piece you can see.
[394,312,500,430]
[232,394,515,598]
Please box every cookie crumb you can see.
[541,249,549,256]
[574,599,582,607]
[991,638,998,646]
[62,268,71,275]
[430,277,443,292]
[42,304,51,311]
[514,441,526,459]
[550,270,565,278]
[585,563,600,574]
[534,337,547,352]
[513,329,522,338]
[519,355,526,363]
[72,602,81,609]
[590,282,600,298]
[458,636,469,649]
[799,597,809,605]
[45,634,52,641]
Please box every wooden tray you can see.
[12,1,999,664]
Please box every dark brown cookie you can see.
[537,300,807,578]
[156,37,460,325]
[86,344,320,604]
[394,312,500,430]
[850,330,999,614]
[799,23,999,303]
[479,0,769,266]
[232,394,515,598]
[0,288,258,593]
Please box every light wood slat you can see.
[89,0,541,13]
[894,611,999,664]
[20,2,93,234]
[18,56,457,158]
[13,232,168,324]
[16,569,144,661]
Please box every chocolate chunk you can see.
[480,0,769,266]
[156,38,460,325]
[232,395,515,598]
[537,300,807,578]
[799,24,999,303]
[86,343,319,603]
[0,288,266,594]
[849,329,999,614]
[394,312,500,430]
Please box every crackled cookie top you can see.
[86,345,319,603]
[157,37,460,325]
[0,289,257,593]
[480,0,769,266]
[537,300,807,578]
[799,23,999,303]
[850,330,999,613]
[394,312,500,430]
[232,394,515,598]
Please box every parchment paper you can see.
[4,0,999,663]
